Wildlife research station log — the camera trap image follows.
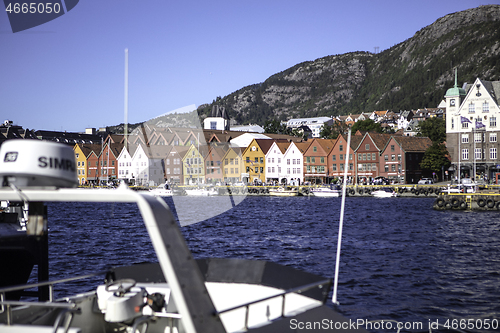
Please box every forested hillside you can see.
[197,5,500,126]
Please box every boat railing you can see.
[215,278,330,330]
[0,271,105,325]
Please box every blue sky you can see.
[1,0,498,132]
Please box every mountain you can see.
[197,5,500,126]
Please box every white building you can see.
[286,117,333,138]
[283,142,304,185]
[117,144,138,184]
[265,141,290,184]
[203,105,230,131]
[118,144,168,186]
[445,72,500,181]
[230,133,271,148]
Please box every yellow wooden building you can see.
[221,147,244,183]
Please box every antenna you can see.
[374,46,379,54]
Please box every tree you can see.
[417,117,446,143]
[420,142,451,180]
[320,120,350,139]
[350,119,383,133]
[263,118,294,136]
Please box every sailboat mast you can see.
[124,48,128,151]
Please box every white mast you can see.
[124,48,129,151]
[332,129,351,305]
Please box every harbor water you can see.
[42,196,500,332]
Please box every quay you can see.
[153,184,447,197]
[433,192,500,211]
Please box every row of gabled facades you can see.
[69,126,432,186]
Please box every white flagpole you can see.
[332,128,351,305]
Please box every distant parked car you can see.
[418,178,433,184]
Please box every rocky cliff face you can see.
[198,5,500,126]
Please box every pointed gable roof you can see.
[316,138,336,155]
[255,139,288,154]
[275,142,291,154]
[294,141,312,154]
[75,143,102,158]
[390,136,433,153]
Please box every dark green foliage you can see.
[351,119,383,133]
[417,117,446,143]
[420,142,451,178]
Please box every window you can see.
[311,157,315,163]
[358,154,361,161]
[490,117,497,127]
[483,101,489,113]
[366,153,370,161]
[385,165,389,172]
[362,153,366,160]
[349,163,353,171]
[365,144,369,150]
[391,145,395,152]
[391,165,396,172]
[451,118,454,129]
[475,133,482,143]
[462,149,469,160]
[260,157,263,163]
[490,133,497,143]
[340,154,343,160]
[462,121,469,129]
[349,154,352,160]
[372,153,376,160]
[210,121,217,130]
[475,148,482,160]
[398,154,401,161]
[384,155,388,161]
[490,148,497,160]
[391,154,395,161]
[287,159,290,165]
[332,155,336,161]
[306,157,310,163]
[332,164,337,171]
[469,103,475,113]
[320,157,324,163]
[313,146,317,152]
[339,145,343,151]
[461,134,469,143]
[255,157,258,163]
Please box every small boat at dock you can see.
[184,186,218,196]
[268,186,299,197]
[311,184,341,197]
[149,182,173,197]
[371,188,398,198]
